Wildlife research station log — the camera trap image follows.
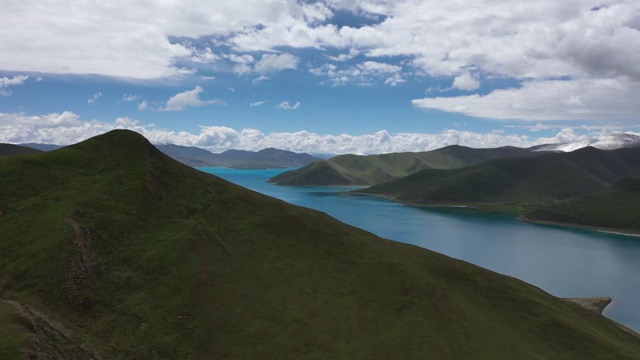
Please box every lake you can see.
[200,167,640,332]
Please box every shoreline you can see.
[353,191,640,238]
[518,216,640,238]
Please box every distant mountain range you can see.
[0,143,42,157]
[13,142,320,169]
[270,145,539,186]
[3,129,639,358]
[355,146,640,232]
[155,144,320,169]
[18,143,64,152]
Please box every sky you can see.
[1,0,639,154]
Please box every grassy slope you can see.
[523,177,640,231]
[359,146,640,212]
[1,131,640,359]
[270,145,536,186]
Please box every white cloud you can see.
[87,92,102,104]
[123,94,140,102]
[235,53,300,74]
[138,101,151,111]
[412,77,640,121]
[255,53,299,73]
[311,60,403,85]
[0,75,29,96]
[3,1,639,82]
[359,61,401,74]
[1,0,639,121]
[452,72,480,91]
[252,75,269,85]
[385,73,406,86]
[250,101,267,107]
[190,47,219,63]
[0,75,29,87]
[3,111,637,154]
[276,101,301,110]
[162,86,225,111]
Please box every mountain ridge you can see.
[155,143,320,168]
[0,143,42,157]
[270,145,539,186]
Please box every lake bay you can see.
[200,167,640,332]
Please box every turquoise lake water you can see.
[200,167,640,332]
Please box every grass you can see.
[2,130,640,358]
[0,302,32,360]
[524,177,640,231]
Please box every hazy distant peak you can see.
[531,133,640,152]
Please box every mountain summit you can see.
[1,130,640,359]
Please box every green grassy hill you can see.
[269,145,536,186]
[0,144,42,157]
[2,130,640,359]
[358,146,640,213]
[523,177,640,232]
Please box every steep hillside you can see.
[156,144,319,168]
[2,131,640,359]
[522,177,640,232]
[0,144,42,157]
[270,145,536,186]
[358,147,640,212]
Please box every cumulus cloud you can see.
[2,0,639,121]
[3,1,639,82]
[412,77,640,121]
[311,60,403,85]
[123,94,140,102]
[250,101,267,107]
[385,73,406,86]
[138,101,151,111]
[4,111,625,154]
[87,92,102,104]
[234,53,299,74]
[162,86,225,111]
[452,72,480,91]
[276,101,301,110]
[0,75,29,96]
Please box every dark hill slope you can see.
[358,146,640,210]
[0,143,42,157]
[1,131,640,359]
[270,145,536,186]
[523,177,640,232]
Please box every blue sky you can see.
[1,0,639,154]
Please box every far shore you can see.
[351,191,640,238]
[518,216,640,238]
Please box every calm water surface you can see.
[200,167,640,332]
